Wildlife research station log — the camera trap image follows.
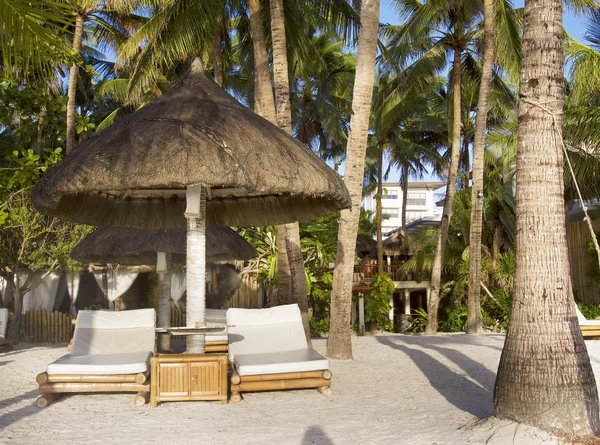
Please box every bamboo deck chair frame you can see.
[227,304,332,403]
[35,308,156,408]
[576,306,600,338]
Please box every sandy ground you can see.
[1,334,599,445]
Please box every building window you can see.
[407,192,426,206]
[381,193,398,200]
[383,208,399,218]
[406,211,427,223]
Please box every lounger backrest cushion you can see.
[227,304,307,359]
[71,309,156,355]
[0,308,8,339]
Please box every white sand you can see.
[2,334,599,444]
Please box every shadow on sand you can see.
[377,336,497,418]
[302,426,334,445]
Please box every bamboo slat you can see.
[235,370,331,384]
[231,377,331,392]
[38,382,149,393]
[38,373,147,384]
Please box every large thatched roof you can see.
[32,60,350,229]
[70,226,257,266]
[382,228,405,256]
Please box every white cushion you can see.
[575,307,600,325]
[71,309,156,355]
[47,351,151,375]
[0,308,8,339]
[227,305,307,360]
[75,309,155,329]
[234,349,329,376]
[227,304,302,326]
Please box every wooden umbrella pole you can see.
[157,251,173,353]
[185,184,207,354]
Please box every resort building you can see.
[361,181,446,237]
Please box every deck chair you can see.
[205,309,228,353]
[576,307,600,338]
[35,308,156,408]
[0,308,10,351]
[227,304,332,403]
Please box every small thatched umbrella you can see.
[70,226,256,265]
[356,234,377,256]
[382,229,405,257]
[33,60,350,353]
[71,226,256,351]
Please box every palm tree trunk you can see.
[248,0,277,124]
[401,163,409,235]
[425,48,462,335]
[213,28,223,87]
[157,252,173,353]
[248,0,291,307]
[66,12,85,155]
[269,0,311,344]
[327,0,380,360]
[494,0,600,437]
[466,0,495,334]
[376,146,384,274]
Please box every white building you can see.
[362,181,445,237]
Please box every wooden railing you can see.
[353,264,406,283]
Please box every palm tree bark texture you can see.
[269,0,312,345]
[466,0,495,334]
[425,47,462,334]
[66,12,85,155]
[494,0,600,438]
[247,0,292,307]
[327,0,380,360]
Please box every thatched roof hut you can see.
[382,228,405,256]
[32,60,350,229]
[356,234,377,256]
[70,227,257,266]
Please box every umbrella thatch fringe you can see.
[45,192,342,229]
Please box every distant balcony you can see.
[353,264,407,283]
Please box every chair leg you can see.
[35,393,58,409]
[317,386,333,397]
[133,391,149,407]
[230,392,243,404]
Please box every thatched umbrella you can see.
[356,234,377,256]
[70,226,256,265]
[71,226,256,351]
[382,229,405,257]
[33,60,350,353]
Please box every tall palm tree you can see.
[327,0,380,360]
[466,0,495,334]
[269,0,313,343]
[494,0,600,437]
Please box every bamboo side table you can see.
[150,353,228,407]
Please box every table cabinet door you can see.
[158,362,189,397]
[190,361,221,396]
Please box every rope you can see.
[521,98,600,278]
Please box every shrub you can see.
[309,316,329,336]
[366,273,394,331]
